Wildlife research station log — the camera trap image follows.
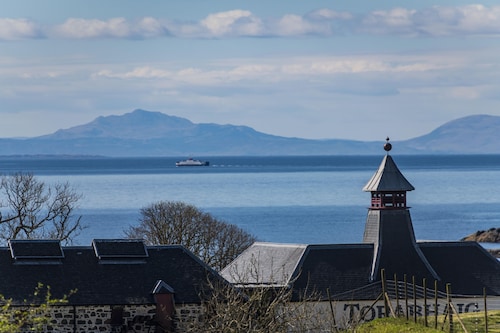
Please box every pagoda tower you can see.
[362,138,440,282]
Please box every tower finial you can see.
[384,137,392,153]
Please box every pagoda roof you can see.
[363,154,415,192]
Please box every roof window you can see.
[9,239,64,265]
[92,239,148,264]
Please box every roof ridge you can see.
[363,154,415,192]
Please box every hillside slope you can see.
[0,110,498,156]
[401,115,500,154]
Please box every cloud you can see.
[3,45,499,139]
[0,18,42,40]
[200,10,264,37]
[272,14,326,36]
[427,4,500,36]
[361,8,417,35]
[94,67,172,79]
[306,8,353,21]
[2,5,500,41]
[52,17,170,39]
[90,54,457,92]
[54,18,127,39]
[174,9,348,38]
[0,8,356,40]
[360,5,500,36]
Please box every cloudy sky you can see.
[1,1,500,141]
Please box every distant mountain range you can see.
[0,109,499,156]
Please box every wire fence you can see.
[338,270,500,332]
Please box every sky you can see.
[1,1,500,141]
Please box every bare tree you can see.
[178,259,339,333]
[0,173,84,244]
[125,201,257,271]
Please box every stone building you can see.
[0,239,221,332]
[221,140,500,323]
[4,140,500,331]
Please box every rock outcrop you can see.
[461,228,500,258]
[462,228,500,243]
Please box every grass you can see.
[352,310,500,333]
[353,317,443,333]
[455,309,500,333]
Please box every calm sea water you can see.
[1,155,499,246]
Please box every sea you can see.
[1,154,499,248]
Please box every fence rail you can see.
[337,269,500,332]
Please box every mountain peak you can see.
[3,110,499,156]
[46,109,195,140]
[403,114,500,153]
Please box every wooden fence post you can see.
[413,276,417,323]
[434,280,438,330]
[423,278,428,327]
[394,273,400,317]
[484,287,488,333]
[404,274,409,320]
[326,288,337,331]
[447,283,453,333]
[381,269,388,317]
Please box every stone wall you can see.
[174,303,204,332]
[14,303,204,333]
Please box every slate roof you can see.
[220,242,307,287]
[221,242,375,300]
[365,210,440,282]
[419,241,500,295]
[223,239,500,300]
[362,154,415,192]
[0,239,221,306]
[292,244,375,300]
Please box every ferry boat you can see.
[175,158,210,167]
